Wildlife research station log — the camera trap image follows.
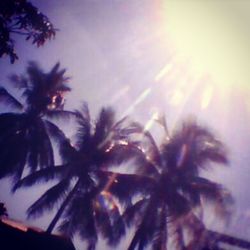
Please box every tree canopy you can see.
[0,58,238,250]
[0,61,71,182]
[0,0,56,63]
[123,119,232,250]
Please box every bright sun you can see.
[162,0,250,90]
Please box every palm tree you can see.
[123,118,232,250]
[0,61,71,182]
[14,104,149,250]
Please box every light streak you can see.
[123,87,152,116]
[155,63,173,82]
[109,85,130,104]
[201,84,213,109]
[170,89,184,106]
[144,111,159,131]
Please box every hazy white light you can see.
[123,87,152,116]
[144,111,159,131]
[109,85,130,104]
[170,89,183,106]
[201,84,214,109]
[155,63,173,82]
[118,140,129,146]
[163,0,250,88]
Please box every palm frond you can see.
[12,165,68,192]
[128,227,146,250]
[60,192,98,246]
[189,176,233,219]
[26,118,54,171]
[123,199,148,227]
[44,119,76,164]
[45,110,78,121]
[128,198,158,250]
[8,142,28,183]
[0,121,28,181]
[0,87,23,110]
[171,225,186,250]
[12,144,29,183]
[118,121,162,173]
[45,120,77,164]
[183,211,209,250]
[74,104,91,150]
[0,113,25,137]
[59,194,89,238]
[9,74,28,89]
[96,170,154,204]
[188,177,229,201]
[44,119,68,144]
[93,107,115,145]
[166,189,191,217]
[44,120,76,166]
[46,62,71,92]
[26,61,44,89]
[111,115,128,130]
[95,193,125,246]
[27,179,70,218]
[197,143,228,166]
[143,130,162,166]
[152,204,167,250]
[75,102,91,121]
[106,142,159,177]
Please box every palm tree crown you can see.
[124,118,232,250]
[0,61,71,181]
[14,104,147,250]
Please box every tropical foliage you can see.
[0,202,8,217]
[0,0,56,63]
[14,104,149,249]
[0,63,235,250]
[0,61,71,182]
[123,118,232,250]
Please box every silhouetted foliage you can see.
[0,59,235,249]
[124,118,232,250]
[14,104,147,250]
[207,230,250,250]
[0,61,71,182]
[0,202,8,217]
[0,0,56,63]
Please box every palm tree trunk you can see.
[157,204,167,250]
[46,179,81,233]
[128,198,158,250]
[128,229,142,250]
[175,226,186,250]
[208,230,250,249]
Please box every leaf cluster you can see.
[0,61,70,181]
[0,0,56,63]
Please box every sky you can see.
[1,0,250,249]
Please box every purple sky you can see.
[0,1,250,249]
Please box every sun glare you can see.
[201,84,214,110]
[162,0,250,90]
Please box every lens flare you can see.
[170,89,184,107]
[162,0,250,90]
[177,144,188,168]
[201,84,214,109]
[109,85,130,105]
[144,111,159,131]
[123,87,152,116]
[98,191,116,211]
[155,62,173,82]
